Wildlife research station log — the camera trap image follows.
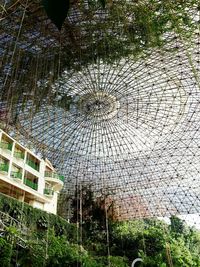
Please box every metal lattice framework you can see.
[1,0,200,220]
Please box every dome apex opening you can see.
[78,92,120,121]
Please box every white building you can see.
[0,129,64,214]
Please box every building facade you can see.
[0,129,64,214]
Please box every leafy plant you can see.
[0,238,12,267]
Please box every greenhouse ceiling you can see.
[1,0,200,220]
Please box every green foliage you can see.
[98,256,129,267]
[46,230,79,266]
[7,0,200,117]
[169,238,195,267]
[17,239,46,267]
[1,193,200,266]
[170,215,186,236]
[108,218,200,266]
[71,186,106,239]
[42,0,198,47]
[39,0,199,73]
[0,238,12,267]
[0,193,77,240]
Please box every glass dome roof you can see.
[17,43,200,218]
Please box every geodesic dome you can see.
[1,0,200,221]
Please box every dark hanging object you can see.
[42,0,70,30]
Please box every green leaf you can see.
[98,0,106,8]
[42,0,70,30]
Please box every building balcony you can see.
[11,171,23,181]
[26,159,39,171]
[45,172,64,182]
[44,188,54,197]
[14,151,25,160]
[44,172,64,191]
[0,163,9,173]
[0,142,12,151]
[24,178,38,191]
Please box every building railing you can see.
[0,163,9,172]
[14,151,25,160]
[45,171,64,182]
[26,159,39,171]
[0,142,13,151]
[24,178,38,191]
[11,171,23,180]
[44,188,54,196]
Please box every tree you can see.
[170,216,186,236]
